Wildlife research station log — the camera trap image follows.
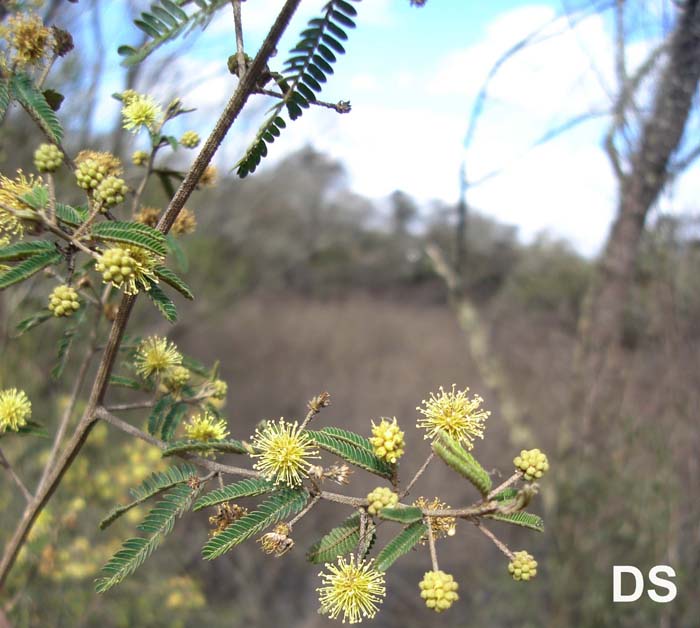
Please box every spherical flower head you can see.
[134,206,161,228]
[419,570,459,612]
[413,497,456,541]
[0,388,32,432]
[250,418,319,487]
[172,208,197,236]
[184,411,229,442]
[34,144,63,173]
[180,131,200,148]
[95,176,128,209]
[163,365,190,392]
[258,522,294,557]
[369,417,405,464]
[0,170,42,242]
[94,245,159,295]
[122,93,162,133]
[75,158,106,190]
[5,13,52,67]
[209,379,228,400]
[417,384,490,449]
[48,284,80,317]
[508,551,538,582]
[317,555,386,624]
[76,151,123,176]
[366,486,398,516]
[197,165,217,188]
[134,336,182,379]
[514,448,549,481]
[131,150,149,166]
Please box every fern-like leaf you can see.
[375,522,427,572]
[99,463,198,529]
[108,375,143,390]
[307,512,365,563]
[91,221,168,257]
[316,426,374,453]
[0,250,62,290]
[0,79,10,119]
[377,506,423,524]
[55,203,87,227]
[493,487,519,502]
[193,477,274,511]
[15,311,52,336]
[202,488,308,559]
[235,0,359,177]
[432,434,492,496]
[146,280,177,322]
[161,402,187,441]
[486,511,544,533]
[148,394,173,436]
[0,240,56,262]
[118,0,229,66]
[154,265,193,300]
[11,72,63,143]
[95,481,201,592]
[307,430,393,479]
[163,439,250,459]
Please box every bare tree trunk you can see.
[577,0,700,434]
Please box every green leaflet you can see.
[375,522,427,572]
[235,0,359,178]
[0,250,62,290]
[95,481,201,592]
[0,420,48,439]
[202,488,309,559]
[108,375,143,390]
[193,477,274,511]
[307,512,364,563]
[154,265,193,300]
[0,240,56,262]
[493,487,519,502]
[118,0,229,66]
[51,308,87,379]
[20,185,49,210]
[91,221,168,257]
[163,439,250,459]
[432,434,492,496]
[99,463,198,529]
[161,402,188,441]
[307,430,393,479]
[55,203,87,227]
[378,506,424,524]
[15,311,52,336]
[0,79,9,118]
[148,394,173,436]
[146,280,177,323]
[316,426,374,453]
[11,72,63,143]
[486,511,544,533]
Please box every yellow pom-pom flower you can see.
[94,176,128,208]
[0,388,32,432]
[172,208,197,236]
[134,336,182,379]
[94,245,158,295]
[209,379,228,400]
[413,497,456,541]
[180,131,200,148]
[163,365,190,392]
[48,285,80,317]
[34,143,63,173]
[366,486,398,516]
[134,206,161,228]
[184,411,229,442]
[5,13,51,67]
[419,570,459,612]
[317,555,386,624]
[369,417,405,464]
[122,93,162,133]
[250,418,319,487]
[513,448,549,481]
[508,550,538,582]
[417,384,490,448]
[0,171,42,242]
[131,150,149,166]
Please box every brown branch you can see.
[232,0,246,78]
[0,0,303,591]
[426,518,439,571]
[400,452,434,498]
[0,448,32,503]
[476,522,514,560]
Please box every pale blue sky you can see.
[56,0,697,255]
